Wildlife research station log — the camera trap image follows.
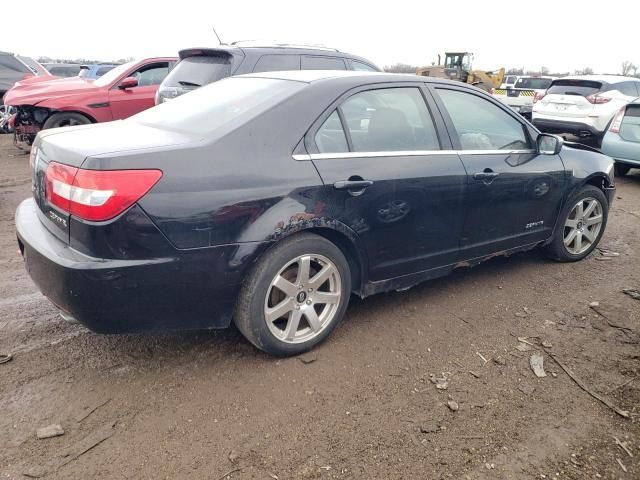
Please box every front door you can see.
[307,85,467,281]
[108,61,170,119]
[432,86,566,260]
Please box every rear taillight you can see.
[533,91,546,103]
[45,162,162,221]
[586,93,611,105]
[609,107,626,133]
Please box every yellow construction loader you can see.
[416,52,504,93]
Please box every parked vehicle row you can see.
[3,44,380,144]
[16,71,615,355]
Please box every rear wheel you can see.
[42,112,91,130]
[614,163,631,177]
[544,185,608,262]
[234,233,351,356]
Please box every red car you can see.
[5,57,176,144]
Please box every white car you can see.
[532,75,640,145]
[493,76,554,119]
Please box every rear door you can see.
[431,85,566,259]
[306,83,467,281]
[536,79,603,119]
[108,61,171,119]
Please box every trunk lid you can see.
[32,121,196,244]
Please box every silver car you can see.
[601,98,640,176]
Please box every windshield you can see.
[514,77,553,89]
[93,61,137,87]
[547,79,603,97]
[132,77,305,135]
[163,55,232,88]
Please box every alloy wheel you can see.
[264,254,342,344]
[563,197,603,255]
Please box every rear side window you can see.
[163,55,232,87]
[302,56,346,70]
[253,55,300,73]
[352,61,378,72]
[504,76,516,84]
[315,111,349,153]
[514,78,553,90]
[547,79,602,97]
[338,87,439,152]
[0,55,30,73]
[436,88,530,150]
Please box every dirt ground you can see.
[1,133,639,480]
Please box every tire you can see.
[234,233,352,356]
[544,185,608,262]
[614,163,631,177]
[42,112,91,130]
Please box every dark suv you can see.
[155,43,380,104]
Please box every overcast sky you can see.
[5,0,639,74]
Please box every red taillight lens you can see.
[586,94,611,105]
[609,107,626,133]
[533,91,546,103]
[45,162,162,221]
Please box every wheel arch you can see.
[44,109,98,124]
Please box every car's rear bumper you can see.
[532,118,603,137]
[16,198,265,333]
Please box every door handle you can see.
[333,180,374,190]
[473,169,500,182]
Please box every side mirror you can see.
[537,133,563,155]
[118,77,138,90]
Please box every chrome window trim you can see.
[293,149,536,161]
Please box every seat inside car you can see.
[365,107,415,151]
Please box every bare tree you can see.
[574,67,594,75]
[621,60,638,76]
[506,68,524,75]
[384,63,419,74]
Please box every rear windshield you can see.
[163,55,232,87]
[514,77,553,90]
[547,79,603,97]
[132,77,304,135]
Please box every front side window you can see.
[131,62,170,86]
[436,88,530,150]
[337,87,439,152]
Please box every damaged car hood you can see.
[3,77,98,106]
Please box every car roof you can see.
[178,45,376,64]
[240,69,468,87]
[556,75,639,83]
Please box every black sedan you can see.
[16,71,616,356]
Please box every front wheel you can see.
[234,233,352,356]
[42,112,91,130]
[544,185,608,262]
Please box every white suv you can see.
[532,75,640,145]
